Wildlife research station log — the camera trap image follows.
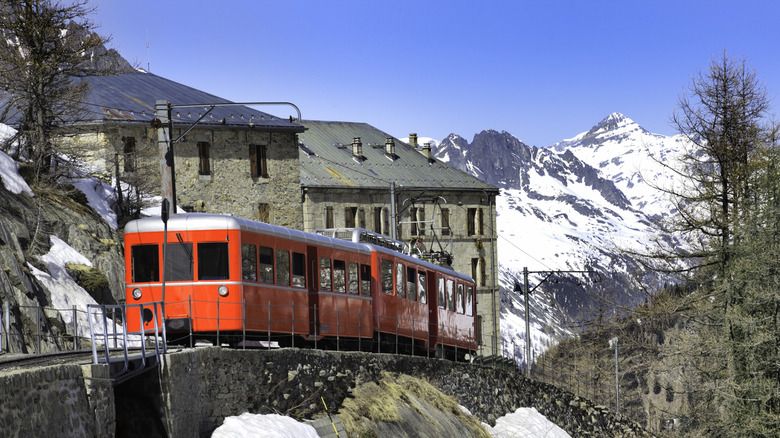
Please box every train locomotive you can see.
[124,213,478,359]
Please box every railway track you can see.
[0,350,97,371]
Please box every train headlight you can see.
[217,285,229,297]
[132,288,143,300]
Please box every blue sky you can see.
[93,0,780,147]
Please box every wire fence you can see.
[527,350,676,435]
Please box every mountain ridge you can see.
[433,113,683,366]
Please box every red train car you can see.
[124,213,477,358]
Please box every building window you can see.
[467,208,476,236]
[471,258,479,282]
[358,208,366,228]
[480,256,486,286]
[325,206,334,229]
[198,141,211,175]
[478,208,485,235]
[250,144,268,178]
[410,207,419,236]
[441,208,450,236]
[373,207,382,234]
[258,203,270,223]
[418,208,425,236]
[345,207,357,228]
[383,207,390,235]
[123,136,136,173]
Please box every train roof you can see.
[124,214,473,282]
[124,213,371,255]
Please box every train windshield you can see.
[165,241,193,281]
[131,244,159,283]
[198,242,229,280]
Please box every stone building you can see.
[297,121,500,354]
[39,70,502,355]
[64,71,306,229]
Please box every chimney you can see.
[385,137,395,156]
[352,137,363,157]
[409,133,418,149]
[422,142,432,159]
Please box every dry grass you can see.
[339,371,490,438]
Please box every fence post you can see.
[188,296,193,349]
[411,317,415,356]
[72,305,78,351]
[291,300,295,349]
[358,309,361,352]
[37,304,42,354]
[2,301,7,353]
[268,301,272,350]
[395,316,398,355]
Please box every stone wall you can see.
[0,362,114,437]
[144,347,649,437]
[0,348,650,437]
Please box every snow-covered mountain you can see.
[434,113,685,367]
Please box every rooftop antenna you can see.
[146,29,150,72]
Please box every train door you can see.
[307,245,320,339]
[427,272,439,353]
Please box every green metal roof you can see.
[298,120,497,192]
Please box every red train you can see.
[124,213,479,359]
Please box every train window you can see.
[407,267,417,301]
[334,260,346,293]
[276,250,290,286]
[319,257,332,291]
[418,271,427,304]
[457,283,464,314]
[437,277,445,309]
[360,264,371,296]
[292,252,306,287]
[396,263,405,298]
[166,241,193,281]
[259,246,274,283]
[466,285,474,316]
[198,243,228,280]
[348,262,359,295]
[131,244,159,283]
[242,244,257,281]
[447,279,455,312]
[381,259,393,294]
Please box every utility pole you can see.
[156,99,176,214]
[610,336,619,413]
[519,268,595,378]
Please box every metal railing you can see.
[1,299,517,371]
[87,303,167,377]
[163,297,479,361]
[0,301,96,355]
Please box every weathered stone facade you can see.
[303,186,500,355]
[66,123,303,230]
